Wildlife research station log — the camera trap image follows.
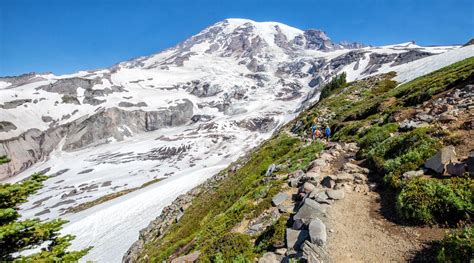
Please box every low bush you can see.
[254,214,289,253]
[436,225,473,262]
[202,233,254,262]
[396,176,473,224]
[365,128,441,183]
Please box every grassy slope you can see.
[140,57,474,261]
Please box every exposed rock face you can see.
[0,100,193,178]
[0,121,17,132]
[391,50,433,66]
[0,99,32,109]
[38,77,93,96]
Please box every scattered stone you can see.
[446,162,466,176]
[424,146,457,174]
[170,251,200,263]
[300,182,316,194]
[278,204,295,214]
[301,241,332,263]
[293,199,327,229]
[265,164,277,176]
[320,176,335,188]
[313,191,331,204]
[288,177,301,188]
[286,228,309,250]
[272,192,290,206]
[343,163,369,174]
[326,189,345,200]
[335,172,353,183]
[274,248,287,255]
[288,169,304,178]
[402,170,424,180]
[308,218,327,246]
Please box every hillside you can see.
[124,57,474,262]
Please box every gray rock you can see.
[266,164,277,176]
[293,199,327,229]
[312,191,331,204]
[343,163,369,174]
[308,218,327,246]
[286,228,309,250]
[288,177,301,188]
[402,170,424,180]
[272,192,290,206]
[300,182,316,194]
[170,251,200,263]
[258,252,281,263]
[278,204,295,214]
[325,189,345,200]
[446,162,466,176]
[301,241,332,263]
[467,152,474,176]
[424,146,457,174]
[335,172,353,183]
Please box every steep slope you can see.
[0,18,472,262]
[126,57,473,262]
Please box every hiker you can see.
[315,128,321,139]
[325,126,331,140]
[311,124,318,140]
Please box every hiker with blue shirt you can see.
[325,126,331,140]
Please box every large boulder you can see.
[308,218,327,246]
[424,146,457,174]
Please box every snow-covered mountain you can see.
[1,18,473,262]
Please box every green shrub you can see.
[356,123,398,159]
[436,226,474,263]
[365,128,441,181]
[281,141,324,173]
[254,214,290,253]
[202,233,254,262]
[396,177,473,224]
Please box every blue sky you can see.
[1,0,473,76]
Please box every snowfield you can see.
[1,18,473,262]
